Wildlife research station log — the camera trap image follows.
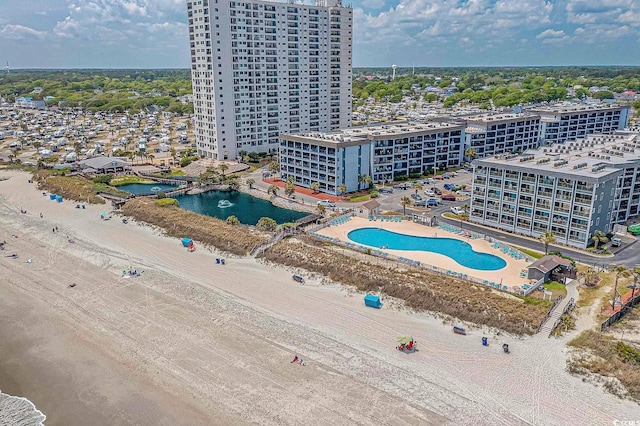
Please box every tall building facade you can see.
[461,113,541,158]
[469,133,640,249]
[187,0,352,160]
[528,104,630,145]
[279,121,466,195]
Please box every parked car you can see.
[410,193,423,201]
[434,175,444,180]
[317,200,336,208]
[424,190,435,197]
[378,187,394,194]
[427,198,439,207]
[394,183,411,190]
[443,183,455,191]
[610,236,622,247]
[451,206,465,215]
[441,194,457,201]
[432,187,442,195]
[413,200,427,207]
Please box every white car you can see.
[317,200,336,208]
[450,206,465,215]
[424,190,435,197]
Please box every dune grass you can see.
[262,237,549,335]
[121,198,268,255]
[33,170,128,204]
[568,330,640,401]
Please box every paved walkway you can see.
[537,279,579,337]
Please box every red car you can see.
[441,194,457,201]
[434,175,445,180]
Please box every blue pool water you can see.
[347,228,506,271]
[117,183,178,195]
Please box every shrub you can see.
[92,174,114,184]
[226,215,239,225]
[256,217,277,232]
[395,174,408,181]
[409,173,421,178]
[155,198,178,207]
[156,191,167,199]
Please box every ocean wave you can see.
[0,389,46,426]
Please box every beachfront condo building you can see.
[279,121,465,194]
[460,112,542,158]
[527,104,630,145]
[469,133,640,249]
[187,0,352,160]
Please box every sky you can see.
[0,0,638,69]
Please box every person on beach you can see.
[55,226,58,232]
[40,213,43,218]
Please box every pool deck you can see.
[317,217,534,292]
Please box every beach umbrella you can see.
[101,211,109,216]
[396,335,413,344]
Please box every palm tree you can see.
[612,265,630,309]
[227,177,239,191]
[286,175,295,185]
[169,147,177,164]
[226,215,239,225]
[268,160,280,175]
[400,196,411,216]
[539,230,556,255]
[267,184,279,198]
[580,267,598,287]
[465,147,477,161]
[246,178,255,189]
[412,182,423,194]
[310,181,320,194]
[218,162,229,176]
[316,203,326,216]
[592,230,609,250]
[147,153,155,164]
[285,182,295,198]
[338,183,347,196]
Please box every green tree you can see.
[539,231,556,255]
[218,162,229,176]
[256,217,277,232]
[338,183,347,195]
[591,230,608,250]
[246,178,255,189]
[316,203,326,216]
[285,182,296,198]
[580,267,599,287]
[226,215,239,225]
[310,181,320,194]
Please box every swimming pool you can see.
[347,228,506,271]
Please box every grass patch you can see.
[155,198,179,207]
[518,247,544,259]
[262,237,549,335]
[349,194,370,202]
[121,198,268,255]
[110,175,155,186]
[33,170,128,204]
[568,330,640,401]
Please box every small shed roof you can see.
[528,255,572,273]
[362,200,380,210]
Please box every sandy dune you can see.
[0,170,638,425]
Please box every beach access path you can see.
[0,170,638,425]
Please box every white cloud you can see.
[0,24,47,40]
[536,29,566,39]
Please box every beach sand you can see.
[0,170,638,425]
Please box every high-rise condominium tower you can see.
[187,0,352,160]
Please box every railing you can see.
[537,295,564,333]
[547,297,575,337]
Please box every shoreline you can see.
[0,168,637,425]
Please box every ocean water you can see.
[0,390,46,425]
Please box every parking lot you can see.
[375,170,473,217]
